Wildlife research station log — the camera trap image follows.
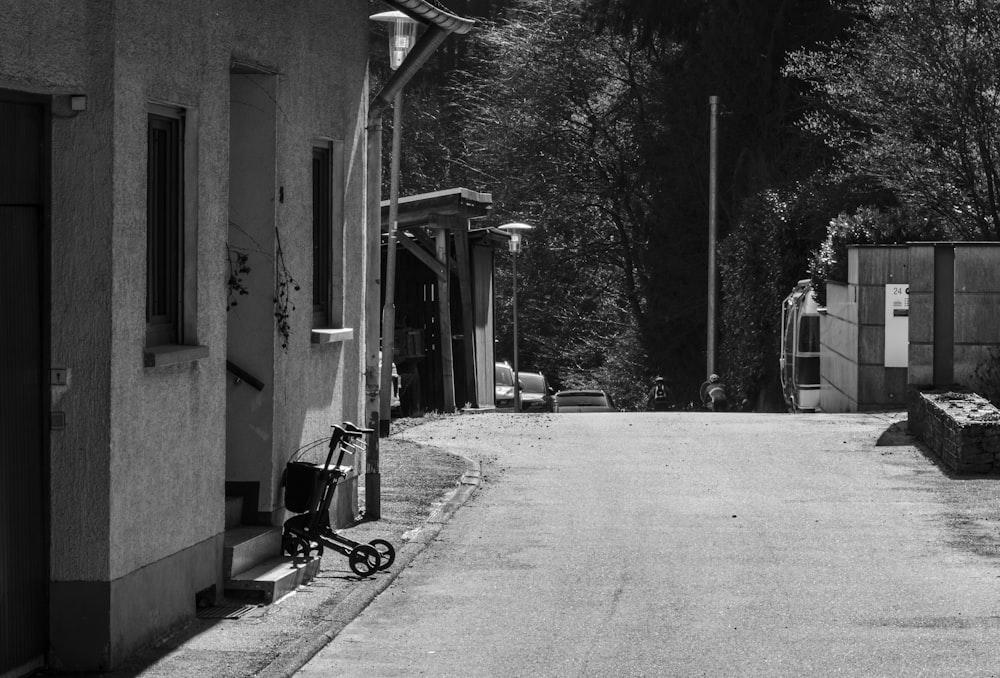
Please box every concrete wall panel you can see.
[819,351,857,405]
[953,293,1000,344]
[847,247,859,285]
[820,376,856,412]
[819,282,859,412]
[884,367,909,407]
[908,291,934,343]
[855,245,909,286]
[955,344,998,388]
[909,343,935,385]
[955,245,1000,290]
[857,284,886,326]
[908,245,935,293]
[858,325,885,366]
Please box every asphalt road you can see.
[296,411,1000,677]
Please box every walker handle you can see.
[339,421,374,437]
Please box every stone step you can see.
[225,496,243,530]
[224,525,283,578]
[224,555,321,604]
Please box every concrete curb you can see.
[256,456,482,678]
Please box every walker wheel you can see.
[282,533,303,557]
[368,539,395,570]
[283,534,322,558]
[348,544,381,577]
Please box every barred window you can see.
[312,144,332,327]
[147,110,183,346]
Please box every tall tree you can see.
[587,0,855,403]
[786,0,1000,239]
[450,1,672,405]
[390,0,858,406]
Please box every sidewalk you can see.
[75,427,479,678]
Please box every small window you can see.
[147,109,184,346]
[798,315,820,353]
[312,144,332,328]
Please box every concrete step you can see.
[224,555,321,604]
[223,525,282,578]
[225,496,243,530]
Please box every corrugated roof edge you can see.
[381,0,476,34]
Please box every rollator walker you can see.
[281,422,395,577]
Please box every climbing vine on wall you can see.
[273,226,300,350]
[225,222,301,351]
[226,243,251,309]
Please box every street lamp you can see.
[366,9,418,521]
[371,9,419,437]
[371,10,419,70]
[498,222,533,412]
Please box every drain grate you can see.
[196,603,259,620]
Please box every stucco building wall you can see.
[0,0,373,669]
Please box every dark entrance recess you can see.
[0,94,48,676]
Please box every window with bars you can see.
[312,144,332,328]
[146,110,183,346]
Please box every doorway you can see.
[0,95,48,677]
[226,68,277,521]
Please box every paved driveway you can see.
[298,412,1000,677]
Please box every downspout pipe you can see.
[365,3,474,517]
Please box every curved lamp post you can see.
[366,9,418,521]
[498,222,533,412]
[371,9,418,436]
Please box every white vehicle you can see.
[495,362,515,408]
[780,279,821,412]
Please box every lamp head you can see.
[371,10,419,70]
[499,222,533,254]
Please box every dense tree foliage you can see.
[448,2,665,407]
[374,0,1000,410]
[583,0,856,407]
[786,0,1000,240]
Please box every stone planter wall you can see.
[908,389,1000,473]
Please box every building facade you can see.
[0,1,376,672]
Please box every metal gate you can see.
[0,97,47,677]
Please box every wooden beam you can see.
[451,217,479,408]
[410,224,459,271]
[437,228,456,412]
[398,230,445,278]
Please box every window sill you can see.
[144,344,210,367]
[311,328,354,344]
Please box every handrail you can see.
[226,360,265,391]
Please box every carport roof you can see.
[380,187,493,230]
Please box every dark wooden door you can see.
[0,96,47,676]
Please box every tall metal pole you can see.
[379,89,404,438]
[499,223,531,412]
[365,113,383,519]
[707,95,719,377]
[511,248,520,412]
